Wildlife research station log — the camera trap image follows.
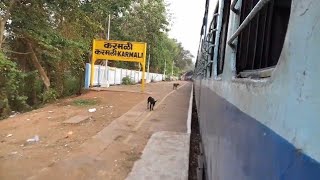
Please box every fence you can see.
[84,63,164,88]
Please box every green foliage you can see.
[0,0,194,119]
[122,76,133,85]
[0,53,29,117]
[0,98,10,119]
[42,89,58,103]
[72,99,98,106]
[60,72,81,97]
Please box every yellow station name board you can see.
[90,39,147,92]
[92,40,147,63]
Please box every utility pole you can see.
[104,14,111,87]
[147,44,150,81]
[171,60,174,77]
[107,15,110,40]
[164,59,166,80]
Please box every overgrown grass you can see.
[126,153,141,162]
[72,99,98,106]
[122,76,133,85]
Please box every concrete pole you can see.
[147,44,151,82]
[164,59,166,80]
[104,14,111,87]
[171,61,174,77]
[114,67,116,85]
[107,15,110,40]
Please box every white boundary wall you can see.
[93,65,164,86]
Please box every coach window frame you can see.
[215,0,232,77]
[207,5,218,78]
[228,0,292,79]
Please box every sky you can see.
[165,0,217,62]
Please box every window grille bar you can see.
[231,0,240,13]
[262,0,274,68]
[256,6,268,69]
[251,13,260,69]
[228,0,271,47]
[209,13,220,28]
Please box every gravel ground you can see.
[188,92,201,180]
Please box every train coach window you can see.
[235,0,292,78]
[207,0,231,77]
[217,0,231,75]
[208,6,218,78]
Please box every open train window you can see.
[208,6,218,78]
[208,0,231,77]
[235,0,292,78]
[217,0,231,75]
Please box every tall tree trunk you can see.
[0,0,16,49]
[0,21,5,49]
[27,42,50,90]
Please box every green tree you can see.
[0,0,194,119]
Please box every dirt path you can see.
[0,90,147,179]
[0,81,191,180]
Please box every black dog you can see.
[173,83,180,90]
[147,96,157,111]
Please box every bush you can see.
[122,76,133,85]
[0,95,10,119]
[23,71,43,106]
[0,53,29,118]
[42,89,58,103]
[63,74,79,97]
